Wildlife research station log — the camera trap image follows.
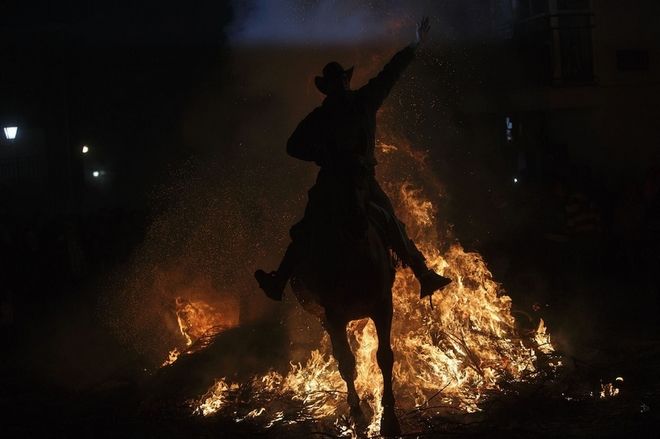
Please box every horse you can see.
[290,176,401,437]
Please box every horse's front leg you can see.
[325,316,363,421]
[373,307,401,437]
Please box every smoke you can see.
[229,0,498,47]
[230,0,407,46]
[101,0,505,368]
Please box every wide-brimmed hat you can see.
[314,62,354,95]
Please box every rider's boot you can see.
[408,250,452,299]
[416,266,453,299]
[254,241,299,301]
[389,219,452,298]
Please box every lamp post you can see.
[3,126,18,140]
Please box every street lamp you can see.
[82,145,89,154]
[3,126,17,140]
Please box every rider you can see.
[255,17,451,301]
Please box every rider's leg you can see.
[368,179,452,298]
[256,181,327,301]
[255,221,306,301]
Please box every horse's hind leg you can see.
[373,307,401,437]
[325,317,363,420]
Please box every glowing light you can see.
[92,171,100,178]
[513,177,518,183]
[600,382,620,399]
[3,126,17,140]
[189,139,555,433]
[82,145,89,154]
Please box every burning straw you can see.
[160,139,557,437]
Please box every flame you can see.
[162,296,240,367]
[535,318,555,355]
[162,348,182,367]
[195,378,240,416]
[600,377,624,399]
[599,383,620,399]
[187,140,556,435]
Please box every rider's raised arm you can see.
[358,17,430,110]
[358,45,416,111]
[286,107,324,163]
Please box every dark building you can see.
[482,0,660,183]
[1,1,233,215]
[0,28,77,214]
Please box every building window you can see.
[513,0,593,84]
[530,0,549,15]
[505,116,514,142]
[617,50,650,71]
[558,14,594,81]
[557,0,590,10]
[513,0,532,19]
[514,0,550,19]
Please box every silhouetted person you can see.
[256,17,451,301]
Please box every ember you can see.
[600,377,624,399]
[186,140,556,436]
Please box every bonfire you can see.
[158,139,560,437]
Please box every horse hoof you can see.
[380,408,401,437]
[349,404,365,422]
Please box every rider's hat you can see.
[314,62,354,95]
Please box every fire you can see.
[195,379,239,416]
[599,383,620,399]
[162,348,181,367]
[600,377,624,399]
[162,296,240,367]
[185,140,556,435]
[534,318,555,355]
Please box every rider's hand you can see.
[414,16,430,48]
